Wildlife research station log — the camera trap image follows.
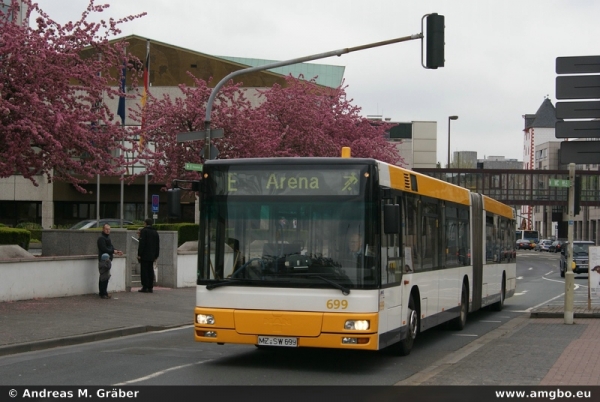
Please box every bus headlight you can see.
[344,320,370,331]
[197,314,215,325]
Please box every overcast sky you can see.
[36,0,599,163]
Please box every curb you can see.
[530,311,600,319]
[0,323,191,358]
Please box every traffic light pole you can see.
[564,163,575,324]
[202,25,434,159]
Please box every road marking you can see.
[453,334,478,337]
[479,320,502,323]
[114,359,213,385]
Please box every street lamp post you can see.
[447,115,459,168]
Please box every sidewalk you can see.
[0,288,599,385]
[0,287,195,356]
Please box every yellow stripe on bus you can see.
[386,164,471,205]
[482,195,515,219]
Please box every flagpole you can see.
[119,47,126,227]
[143,40,150,219]
[96,53,102,227]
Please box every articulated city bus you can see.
[193,154,516,355]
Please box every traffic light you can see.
[167,188,181,219]
[426,13,445,69]
[574,176,582,215]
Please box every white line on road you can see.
[114,359,213,385]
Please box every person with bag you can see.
[137,218,160,293]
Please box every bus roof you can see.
[377,161,471,205]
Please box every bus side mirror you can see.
[384,204,400,234]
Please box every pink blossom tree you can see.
[135,74,403,187]
[131,74,255,185]
[245,76,403,163]
[0,0,145,190]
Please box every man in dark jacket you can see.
[137,218,160,293]
[97,224,123,261]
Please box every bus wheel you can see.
[394,293,418,356]
[491,275,505,312]
[450,282,468,330]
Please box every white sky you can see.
[36,0,600,163]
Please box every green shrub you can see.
[0,227,31,250]
[29,229,42,241]
[16,222,42,230]
[154,223,199,246]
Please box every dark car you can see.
[559,241,595,278]
[549,240,565,253]
[516,239,534,250]
[69,219,134,230]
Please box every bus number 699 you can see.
[327,299,348,309]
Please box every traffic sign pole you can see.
[564,163,575,325]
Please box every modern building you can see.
[477,156,522,170]
[368,117,438,170]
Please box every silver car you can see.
[535,239,552,252]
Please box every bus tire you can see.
[491,274,505,311]
[394,293,418,356]
[450,282,468,330]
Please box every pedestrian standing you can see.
[98,253,112,299]
[97,223,123,261]
[137,218,160,293]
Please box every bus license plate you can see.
[257,336,298,347]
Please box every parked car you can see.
[516,239,534,250]
[559,240,595,278]
[69,219,134,230]
[549,240,565,253]
[535,239,553,252]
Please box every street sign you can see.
[555,121,600,138]
[151,194,159,213]
[560,141,600,164]
[201,144,219,160]
[184,162,203,171]
[556,75,600,100]
[556,101,600,119]
[176,128,224,143]
[548,179,570,188]
[556,55,600,74]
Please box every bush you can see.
[154,223,199,246]
[16,222,42,230]
[29,229,42,241]
[0,227,31,250]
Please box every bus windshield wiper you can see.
[206,279,248,290]
[296,274,350,295]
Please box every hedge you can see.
[0,227,31,250]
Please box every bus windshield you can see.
[198,163,379,290]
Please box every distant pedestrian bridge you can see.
[414,169,600,208]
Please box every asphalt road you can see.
[0,251,582,386]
